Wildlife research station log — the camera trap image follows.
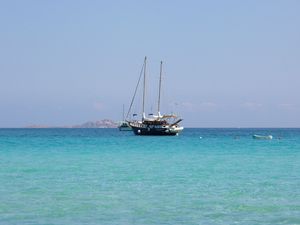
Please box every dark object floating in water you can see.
[253,134,273,140]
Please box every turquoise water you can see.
[0,128,299,224]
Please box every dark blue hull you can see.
[131,126,177,136]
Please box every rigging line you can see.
[126,61,145,119]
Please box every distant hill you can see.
[25,119,118,128]
[72,119,118,128]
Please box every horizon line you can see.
[0,127,300,129]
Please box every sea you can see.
[0,128,299,225]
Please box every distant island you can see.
[25,119,118,128]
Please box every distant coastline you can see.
[24,119,118,128]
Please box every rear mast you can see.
[157,61,163,118]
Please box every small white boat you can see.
[253,134,273,140]
[118,104,132,131]
[118,121,132,131]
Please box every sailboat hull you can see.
[129,122,182,136]
[131,127,177,136]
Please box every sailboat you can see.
[118,104,132,131]
[127,57,184,136]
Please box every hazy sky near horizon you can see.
[0,0,299,127]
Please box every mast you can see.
[142,56,147,120]
[158,61,162,118]
[122,104,125,121]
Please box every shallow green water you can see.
[0,128,299,224]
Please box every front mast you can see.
[142,56,147,120]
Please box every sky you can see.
[0,0,299,127]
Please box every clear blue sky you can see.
[0,0,299,127]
